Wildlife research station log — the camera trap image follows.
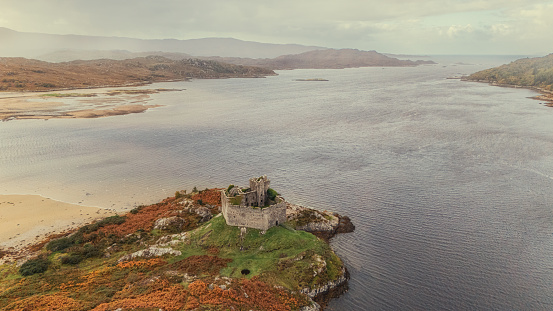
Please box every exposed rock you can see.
[300,298,321,311]
[183,273,196,283]
[104,243,122,257]
[117,246,182,262]
[311,254,327,277]
[300,268,350,309]
[182,203,213,223]
[194,206,212,223]
[156,232,188,247]
[287,202,355,241]
[153,216,186,232]
[164,270,184,283]
[336,215,355,234]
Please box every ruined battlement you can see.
[221,176,287,231]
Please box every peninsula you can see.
[0,56,276,92]
[0,56,275,121]
[464,54,553,106]
[0,176,354,310]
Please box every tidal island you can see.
[0,176,354,311]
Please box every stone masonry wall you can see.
[221,190,286,231]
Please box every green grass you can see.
[184,215,342,289]
[1,210,345,310]
[229,195,242,205]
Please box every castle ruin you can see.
[221,176,287,231]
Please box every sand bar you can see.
[0,88,176,121]
[0,194,115,252]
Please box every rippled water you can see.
[1,56,553,310]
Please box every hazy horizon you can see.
[0,26,547,59]
[1,0,552,56]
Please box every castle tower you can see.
[249,175,270,207]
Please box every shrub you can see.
[46,235,80,252]
[19,256,50,276]
[61,254,84,265]
[267,188,278,201]
[130,205,146,214]
[227,184,235,193]
[60,244,102,265]
[80,244,102,258]
[79,215,126,234]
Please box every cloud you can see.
[0,0,552,54]
[489,23,512,36]
[444,24,475,38]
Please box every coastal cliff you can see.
[0,188,354,310]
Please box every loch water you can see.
[1,56,553,310]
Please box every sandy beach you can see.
[0,88,171,121]
[0,194,115,253]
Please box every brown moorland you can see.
[0,56,276,92]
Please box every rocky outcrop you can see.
[300,299,322,311]
[178,198,213,223]
[300,268,350,309]
[155,232,188,247]
[153,216,186,232]
[117,246,181,263]
[192,206,212,223]
[286,203,355,241]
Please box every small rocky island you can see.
[0,176,354,310]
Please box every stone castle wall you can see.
[221,190,287,231]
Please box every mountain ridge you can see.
[0,27,326,59]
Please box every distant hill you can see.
[0,27,325,59]
[183,49,435,70]
[36,50,194,63]
[36,48,435,70]
[466,54,553,91]
[0,56,275,92]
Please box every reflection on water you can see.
[1,56,553,309]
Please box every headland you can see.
[0,178,354,310]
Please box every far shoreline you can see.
[461,78,553,107]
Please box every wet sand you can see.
[0,88,174,121]
[0,195,115,252]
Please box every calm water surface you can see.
[1,56,553,310]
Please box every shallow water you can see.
[1,55,553,309]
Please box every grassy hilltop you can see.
[0,189,349,311]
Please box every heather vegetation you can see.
[466,54,553,91]
[0,56,276,92]
[0,188,345,310]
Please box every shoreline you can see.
[462,79,553,106]
[0,190,354,310]
[0,194,115,261]
[0,87,179,121]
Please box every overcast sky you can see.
[1,0,552,55]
